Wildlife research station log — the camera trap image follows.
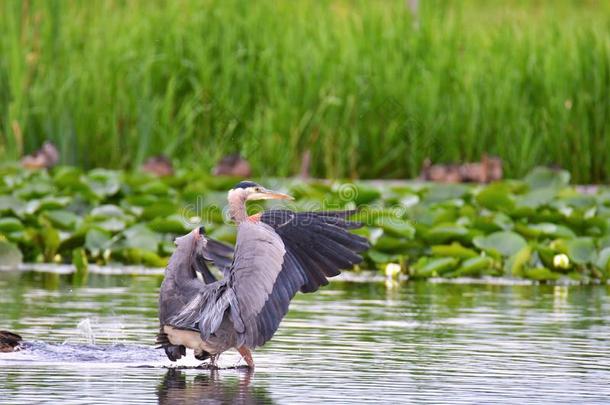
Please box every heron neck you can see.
[228,193,248,224]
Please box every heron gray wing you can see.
[224,222,285,347]
[247,210,369,345]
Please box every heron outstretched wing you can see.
[227,210,367,348]
[244,209,368,346]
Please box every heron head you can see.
[228,181,293,202]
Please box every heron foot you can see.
[196,362,220,370]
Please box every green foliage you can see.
[1,1,610,181]
[1,164,610,283]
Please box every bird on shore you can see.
[0,330,23,352]
[157,181,369,368]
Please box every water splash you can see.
[77,319,95,345]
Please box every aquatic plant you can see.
[0,165,609,282]
[1,1,610,181]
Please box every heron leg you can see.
[237,346,255,369]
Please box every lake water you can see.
[0,270,609,404]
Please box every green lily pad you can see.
[90,204,126,218]
[524,167,570,189]
[565,237,596,264]
[374,235,413,252]
[476,184,515,212]
[0,196,24,214]
[367,249,402,265]
[595,247,610,273]
[516,223,576,239]
[115,248,167,267]
[0,241,23,266]
[0,217,24,233]
[504,245,532,277]
[92,218,128,233]
[53,166,83,188]
[85,228,112,256]
[43,210,82,230]
[86,169,121,198]
[473,231,527,257]
[430,242,478,259]
[516,188,556,208]
[425,224,471,244]
[374,218,415,239]
[411,257,459,278]
[122,224,161,251]
[148,214,190,234]
[524,267,560,281]
[141,200,177,220]
[124,194,159,207]
[423,184,468,203]
[450,256,494,278]
[137,181,171,195]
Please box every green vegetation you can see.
[1,1,610,181]
[1,165,610,283]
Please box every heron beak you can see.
[248,188,294,201]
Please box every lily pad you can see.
[473,231,527,257]
[85,228,112,256]
[374,218,415,239]
[524,167,570,189]
[565,237,596,264]
[148,214,190,234]
[430,243,478,259]
[476,184,515,212]
[122,224,161,251]
[43,210,82,230]
[86,169,121,198]
[524,267,560,281]
[423,184,468,203]
[425,224,471,244]
[595,247,610,273]
[450,256,494,277]
[0,217,24,233]
[0,196,24,214]
[0,241,22,266]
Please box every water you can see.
[0,271,609,404]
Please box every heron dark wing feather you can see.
[244,209,369,346]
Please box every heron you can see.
[157,181,369,368]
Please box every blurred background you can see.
[1,0,609,182]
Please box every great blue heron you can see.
[157,181,369,368]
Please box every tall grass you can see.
[1,0,609,182]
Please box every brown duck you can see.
[0,330,22,352]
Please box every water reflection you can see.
[157,369,273,405]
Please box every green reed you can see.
[1,0,609,182]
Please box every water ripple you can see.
[0,274,609,404]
